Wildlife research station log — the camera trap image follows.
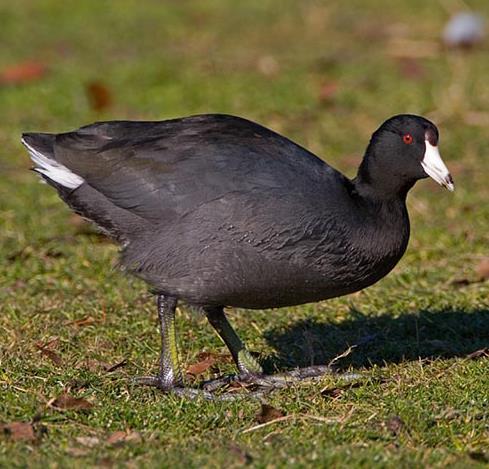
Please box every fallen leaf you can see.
[1,422,36,441]
[466,348,489,360]
[255,404,285,424]
[38,347,62,365]
[186,352,231,376]
[476,258,489,280]
[385,415,405,436]
[75,436,100,448]
[186,356,216,376]
[50,393,94,411]
[36,344,62,366]
[86,81,112,111]
[0,61,46,85]
[106,430,142,446]
[35,337,62,365]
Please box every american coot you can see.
[22,114,454,396]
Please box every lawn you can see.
[0,0,488,467]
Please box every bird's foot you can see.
[201,365,362,393]
[133,375,246,400]
[134,366,363,400]
[133,375,212,399]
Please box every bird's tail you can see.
[21,133,84,190]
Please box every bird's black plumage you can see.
[22,113,455,395]
[22,114,450,309]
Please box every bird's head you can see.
[357,114,454,198]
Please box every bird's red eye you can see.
[403,133,413,144]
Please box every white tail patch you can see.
[22,138,84,189]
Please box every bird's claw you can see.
[134,366,363,400]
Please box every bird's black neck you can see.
[353,153,414,203]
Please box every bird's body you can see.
[23,115,410,308]
[22,113,454,396]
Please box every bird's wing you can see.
[52,114,350,222]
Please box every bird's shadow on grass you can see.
[262,308,489,372]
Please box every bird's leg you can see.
[202,307,361,394]
[156,294,183,389]
[205,307,263,377]
[135,294,183,390]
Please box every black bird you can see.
[22,114,454,395]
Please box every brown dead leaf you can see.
[106,430,142,446]
[255,404,285,424]
[186,356,216,376]
[1,422,36,441]
[37,347,62,366]
[36,337,62,365]
[186,352,231,376]
[0,61,46,85]
[50,393,94,411]
[466,348,489,360]
[476,258,489,281]
[385,415,405,436]
[86,81,112,111]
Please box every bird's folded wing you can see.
[52,116,344,223]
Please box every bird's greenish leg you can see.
[157,294,183,390]
[205,307,263,376]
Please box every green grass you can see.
[1,0,488,467]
